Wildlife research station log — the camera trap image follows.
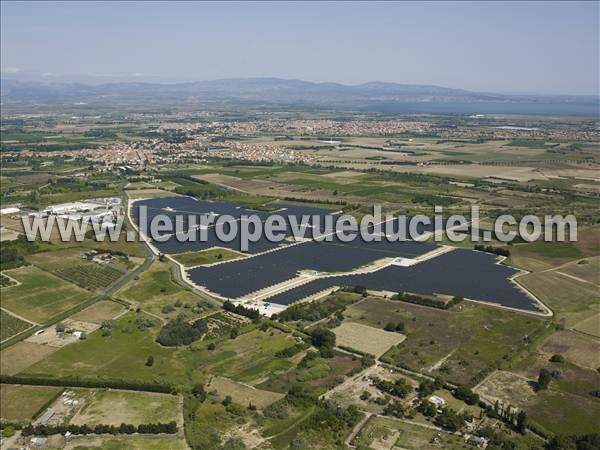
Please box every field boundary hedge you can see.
[0,376,176,394]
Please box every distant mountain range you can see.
[1,77,598,115]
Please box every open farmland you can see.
[0,265,93,323]
[539,330,600,369]
[70,300,126,324]
[0,384,63,421]
[0,341,60,375]
[54,263,124,291]
[573,313,600,338]
[27,248,126,291]
[333,322,406,357]
[0,309,33,341]
[71,389,182,426]
[517,269,600,327]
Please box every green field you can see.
[189,328,296,384]
[0,384,62,421]
[117,261,214,319]
[511,353,600,435]
[518,270,600,327]
[0,309,32,341]
[22,313,193,385]
[170,248,246,267]
[72,389,181,426]
[0,265,93,323]
[258,351,362,396]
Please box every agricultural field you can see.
[54,263,125,291]
[70,300,126,324]
[538,330,600,369]
[171,247,246,267]
[27,248,126,291]
[0,265,93,323]
[0,309,33,341]
[0,341,60,375]
[517,269,600,327]
[0,384,63,421]
[333,322,406,357]
[344,297,549,386]
[71,389,182,426]
[573,313,600,338]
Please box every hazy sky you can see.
[1,1,598,95]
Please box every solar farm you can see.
[131,196,549,316]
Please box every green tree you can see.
[537,368,552,390]
[310,327,335,350]
[516,410,527,434]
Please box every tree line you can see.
[392,291,463,310]
[22,421,177,437]
[0,376,175,394]
[222,300,260,320]
[474,244,510,257]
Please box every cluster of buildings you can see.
[2,111,597,172]
[437,125,598,141]
[30,197,121,228]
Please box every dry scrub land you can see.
[206,375,284,409]
[344,297,548,386]
[71,389,182,427]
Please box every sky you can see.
[1,1,598,95]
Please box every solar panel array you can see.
[132,196,539,313]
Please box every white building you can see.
[428,395,446,409]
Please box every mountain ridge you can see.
[1,77,598,113]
